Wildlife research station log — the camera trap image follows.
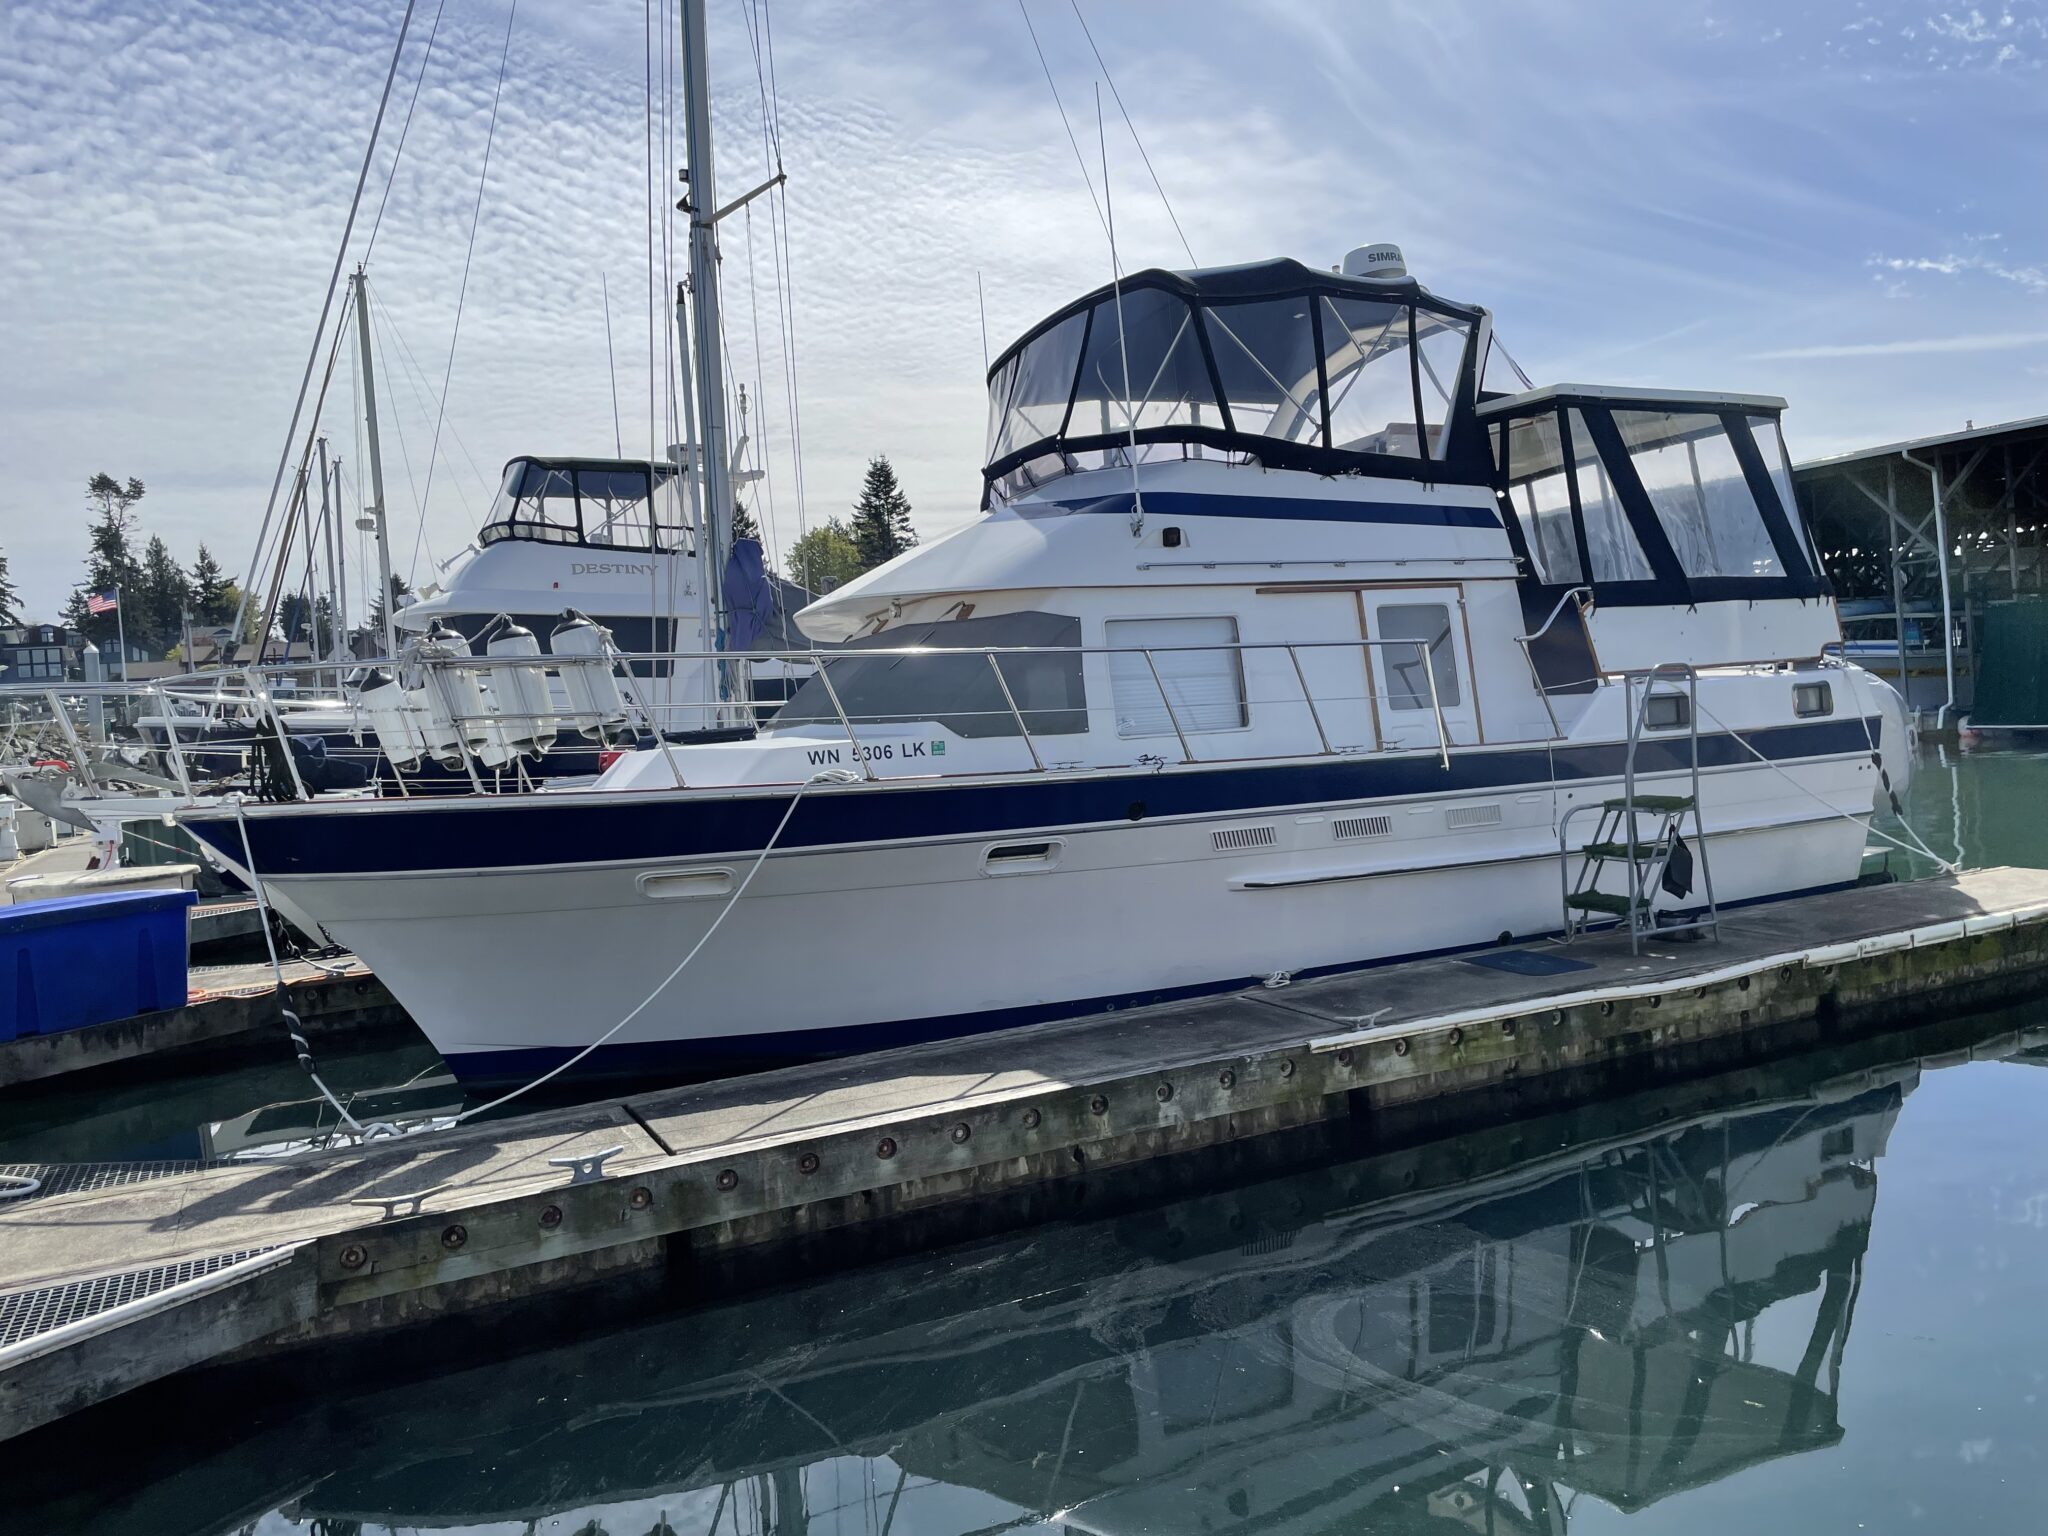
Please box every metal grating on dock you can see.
[0,1162,211,1203]
[0,1249,277,1349]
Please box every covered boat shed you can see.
[1795,411,2048,729]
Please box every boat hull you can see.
[184,724,1879,1083]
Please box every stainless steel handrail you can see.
[0,634,1462,794]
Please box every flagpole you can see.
[113,585,128,683]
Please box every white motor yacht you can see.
[183,242,1912,1083]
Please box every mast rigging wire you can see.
[365,285,491,526]
[1068,0,1197,266]
[234,0,420,646]
[363,0,451,265]
[407,0,519,585]
[748,0,813,557]
[1017,0,1109,243]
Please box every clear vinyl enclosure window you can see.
[1567,409,1654,582]
[1501,412,1584,584]
[1203,299,1325,446]
[1612,410,1782,579]
[1068,288,1213,436]
[1320,296,1420,457]
[1106,616,1248,737]
[980,268,1480,498]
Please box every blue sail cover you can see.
[722,538,776,651]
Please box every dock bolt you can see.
[1089,1095,1109,1116]
[339,1243,367,1271]
[1394,1038,1410,1057]
[798,1153,821,1176]
[440,1224,467,1251]
[1279,1059,1296,1078]
[950,1122,972,1144]
[538,1205,563,1230]
[716,1168,739,1192]
[1218,1069,1236,1090]
[1155,1082,1173,1102]
[1501,1019,1517,1037]
[1021,1109,1042,1130]
[628,1186,653,1210]
[1448,1028,1463,1048]
[1336,1049,1353,1066]
[876,1137,898,1159]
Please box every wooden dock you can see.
[6,866,2048,1442]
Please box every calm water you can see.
[16,744,2048,1535]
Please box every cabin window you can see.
[1319,296,1421,457]
[1567,410,1654,582]
[1644,692,1690,729]
[1794,680,1833,718]
[1106,616,1248,736]
[1376,604,1462,710]
[772,611,1086,739]
[1612,410,1783,579]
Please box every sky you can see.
[3,0,2047,619]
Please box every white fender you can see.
[551,612,630,739]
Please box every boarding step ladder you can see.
[1559,664,1719,953]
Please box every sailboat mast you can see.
[679,0,732,658]
[350,265,400,660]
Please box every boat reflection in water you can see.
[57,1056,1915,1535]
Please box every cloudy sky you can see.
[3,0,2046,617]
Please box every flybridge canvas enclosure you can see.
[1482,386,1839,669]
[480,457,689,554]
[982,258,1493,504]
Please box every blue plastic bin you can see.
[1,889,198,1040]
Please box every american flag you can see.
[86,589,117,615]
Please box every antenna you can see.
[1097,84,1144,538]
[976,269,991,376]
[601,271,624,457]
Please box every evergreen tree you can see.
[137,534,192,655]
[365,572,413,648]
[848,455,916,572]
[188,544,234,626]
[0,546,18,626]
[786,516,863,594]
[731,498,761,546]
[61,473,146,651]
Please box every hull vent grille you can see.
[1213,825,1278,851]
[1332,814,1392,840]
[1446,803,1504,830]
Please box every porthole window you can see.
[1794,681,1833,718]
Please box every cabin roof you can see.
[1478,382,1789,418]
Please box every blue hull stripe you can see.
[442,876,1861,1086]
[1048,489,1501,529]
[187,717,1878,878]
